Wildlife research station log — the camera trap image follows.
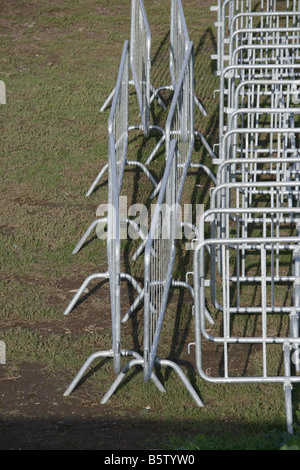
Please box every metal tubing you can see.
[63,273,109,316]
[100,355,167,405]
[85,163,109,198]
[156,358,204,407]
[283,343,294,434]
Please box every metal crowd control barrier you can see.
[211,6,300,148]
[220,123,300,163]
[191,1,300,433]
[145,0,215,165]
[218,42,300,143]
[133,41,216,261]
[95,0,166,190]
[210,0,253,76]
[221,17,300,75]
[63,116,167,400]
[0,80,5,104]
[210,0,300,75]
[100,140,204,407]
[127,0,166,162]
[231,79,300,112]
[149,0,207,118]
[101,0,166,116]
[169,0,207,116]
[193,204,300,433]
[155,41,215,188]
[216,157,300,187]
[63,43,149,386]
[77,49,158,254]
[85,38,157,201]
[216,64,300,158]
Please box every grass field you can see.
[1,0,299,450]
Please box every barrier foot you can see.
[63,350,113,396]
[143,125,166,165]
[150,178,162,200]
[128,124,165,168]
[85,163,109,197]
[131,238,147,262]
[126,160,157,187]
[190,163,217,185]
[101,82,166,112]
[73,216,148,256]
[156,358,204,407]
[122,289,145,323]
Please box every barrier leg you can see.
[194,130,216,160]
[194,95,207,117]
[72,218,107,255]
[156,358,204,407]
[63,350,113,396]
[101,353,166,404]
[100,87,116,113]
[283,342,294,434]
[63,273,109,316]
[85,163,109,197]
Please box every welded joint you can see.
[283,379,293,392]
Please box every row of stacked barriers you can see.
[192,0,300,433]
[62,0,300,434]
[62,0,214,409]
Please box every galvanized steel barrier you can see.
[134,41,216,260]
[63,42,148,394]
[192,1,300,433]
[92,0,166,193]
[62,1,300,434]
[146,0,216,165]
[100,140,204,407]
[101,0,165,116]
